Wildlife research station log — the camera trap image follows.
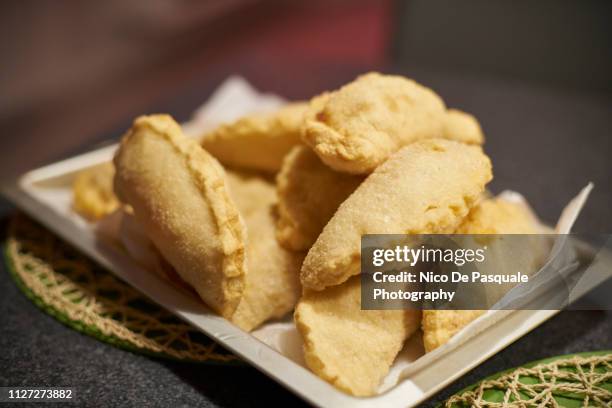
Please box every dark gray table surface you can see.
[0,66,611,407]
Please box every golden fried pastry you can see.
[295,275,421,396]
[443,108,485,145]
[455,197,540,235]
[276,146,364,251]
[423,197,542,352]
[225,172,304,331]
[224,171,275,216]
[302,72,449,174]
[421,310,484,353]
[72,162,119,221]
[301,139,493,290]
[200,102,308,173]
[113,114,247,319]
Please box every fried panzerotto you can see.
[302,72,451,174]
[301,139,493,290]
[295,275,421,396]
[276,146,364,251]
[113,114,247,319]
[443,108,485,145]
[422,197,543,352]
[460,195,548,306]
[200,102,308,173]
[72,162,120,221]
[226,172,304,331]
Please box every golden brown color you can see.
[226,172,304,331]
[455,197,540,235]
[201,102,308,173]
[72,162,119,221]
[302,72,448,174]
[276,146,364,251]
[423,197,542,352]
[294,275,421,396]
[301,139,493,290]
[421,310,485,354]
[113,114,247,319]
[443,108,485,145]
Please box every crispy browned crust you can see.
[302,72,449,174]
[72,162,119,221]
[301,139,493,291]
[201,102,308,173]
[443,108,485,145]
[275,146,364,251]
[225,171,304,331]
[423,197,541,352]
[113,114,247,318]
[295,276,421,396]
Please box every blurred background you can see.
[1,0,611,229]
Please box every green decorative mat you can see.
[4,213,239,364]
[443,351,612,407]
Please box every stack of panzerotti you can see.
[72,72,544,396]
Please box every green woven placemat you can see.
[442,351,612,407]
[4,213,239,365]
